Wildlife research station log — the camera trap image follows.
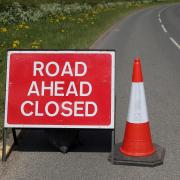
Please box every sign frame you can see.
[4,49,115,129]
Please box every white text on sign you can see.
[20,61,98,118]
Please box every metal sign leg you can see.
[12,128,18,145]
[2,128,7,162]
[111,130,115,157]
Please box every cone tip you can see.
[134,57,141,63]
[132,57,143,82]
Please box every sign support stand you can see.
[2,128,7,162]
[2,128,18,162]
[12,128,18,145]
[111,130,115,158]
[111,95,116,158]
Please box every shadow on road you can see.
[13,129,112,153]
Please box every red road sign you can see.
[4,50,115,128]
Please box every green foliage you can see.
[0,0,126,7]
[0,2,132,25]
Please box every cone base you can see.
[120,146,155,157]
[120,122,155,157]
[108,143,165,167]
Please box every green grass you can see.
[0,0,179,136]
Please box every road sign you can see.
[4,50,115,129]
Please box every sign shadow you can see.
[13,129,112,153]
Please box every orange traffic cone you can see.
[120,58,155,156]
[109,58,165,167]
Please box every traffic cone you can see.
[120,58,155,156]
[109,58,165,167]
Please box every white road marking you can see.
[159,7,180,51]
[159,7,169,18]
[169,37,180,50]
[158,17,162,23]
[158,7,169,34]
[161,24,167,33]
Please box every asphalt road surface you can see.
[1,4,180,180]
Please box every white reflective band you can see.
[127,82,149,123]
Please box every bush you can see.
[0,1,129,25]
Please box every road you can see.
[1,4,180,180]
